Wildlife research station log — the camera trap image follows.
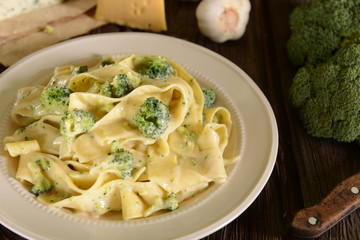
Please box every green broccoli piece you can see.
[164,192,179,211]
[100,56,115,67]
[110,140,121,154]
[134,97,170,139]
[290,40,360,143]
[30,161,53,195]
[72,65,88,75]
[95,74,133,98]
[99,82,113,97]
[133,55,174,79]
[87,80,102,94]
[60,109,96,141]
[202,88,216,108]
[34,86,72,118]
[30,174,53,195]
[287,0,360,66]
[144,192,179,217]
[111,74,134,98]
[35,159,50,171]
[110,148,133,179]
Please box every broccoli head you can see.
[110,148,133,179]
[34,86,72,118]
[202,88,216,108]
[94,142,133,179]
[133,55,174,79]
[287,0,360,66]
[72,65,88,75]
[290,40,360,142]
[164,192,179,211]
[30,160,53,195]
[30,174,53,195]
[144,192,178,217]
[100,56,115,67]
[134,97,170,139]
[111,74,134,98]
[96,74,133,98]
[99,82,113,97]
[60,109,96,141]
[35,159,50,171]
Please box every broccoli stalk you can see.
[134,97,170,139]
[33,86,72,118]
[287,0,360,66]
[133,55,174,79]
[290,40,360,143]
[60,109,96,141]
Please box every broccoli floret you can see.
[134,97,170,139]
[96,74,133,98]
[164,192,179,211]
[30,161,53,195]
[111,74,134,98]
[110,140,121,154]
[133,55,174,79]
[287,0,360,66]
[202,88,216,108]
[95,142,133,178]
[99,82,113,97]
[30,174,53,195]
[72,65,88,75]
[34,86,72,118]
[60,109,95,141]
[35,159,50,171]
[110,148,133,179]
[100,56,115,67]
[144,192,178,217]
[290,40,360,143]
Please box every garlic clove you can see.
[196,0,251,43]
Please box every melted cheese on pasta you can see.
[3,54,237,219]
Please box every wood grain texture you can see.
[1,0,360,239]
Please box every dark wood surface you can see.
[2,0,360,239]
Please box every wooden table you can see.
[2,0,360,239]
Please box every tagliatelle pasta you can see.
[3,54,237,219]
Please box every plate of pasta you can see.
[0,33,278,240]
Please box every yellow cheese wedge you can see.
[95,0,167,32]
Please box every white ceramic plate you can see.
[0,33,278,240]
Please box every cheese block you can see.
[0,0,63,21]
[95,0,167,32]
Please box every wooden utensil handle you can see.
[290,172,360,238]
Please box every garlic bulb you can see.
[196,0,251,43]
